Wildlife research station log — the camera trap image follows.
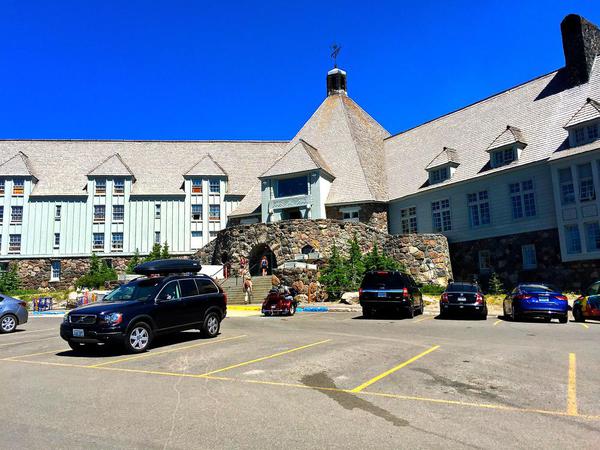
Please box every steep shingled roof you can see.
[261,139,335,179]
[564,97,600,128]
[486,126,527,152]
[384,63,600,201]
[0,141,287,196]
[87,153,135,178]
[425,147,460,170]
[0,152,37,180]
[185,154,227,177]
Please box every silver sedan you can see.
[0,295,28,333]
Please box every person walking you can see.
[243,276,253,304]
[260,255,269,276]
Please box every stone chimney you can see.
[327,68,347,96]
[561,14,600,85]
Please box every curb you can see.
[31,310,66,317]
[228,305,262,311]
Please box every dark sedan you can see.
[503,284,568,323]
[439,282,487,319]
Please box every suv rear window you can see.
[447,283,478,293]
[361,272,408,290]
[196,278,218,294]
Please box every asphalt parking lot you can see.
[1,312,599,449]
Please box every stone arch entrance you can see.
[249,244,277,276]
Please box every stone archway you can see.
[249,243,277,276]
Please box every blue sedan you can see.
[503,284,569,323]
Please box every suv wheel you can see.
[201,311,220,338]
[406,305,415,319]
[559,314,568,324]
[0,314,17,333]
[573,306,584,322]
[125,322,152,353]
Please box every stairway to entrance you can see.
[218,276,273,305]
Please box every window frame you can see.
[55,204,62,221]
[53,233,60,249]
[431,199,452,232]
[468,190,491,228]
[191,231,203,249]
[154,203,161,219]
[584,222,600,252]
[400,206,417,234]
[0,179,4,196]
[565,224,582,255]
[478,250,492,273]
[154,231,161,244]
[521,244,537,270]
[191,179,203,194]
[577,163,596,202]
[111,232,124,251]
[12,178,24,196]
[8,234,21,253]
[509,180,536,220]
[113,179,125,195]
[191,204,203,222]
[10,206,23,224]
[93,205,106,223]
[50,260,61,282]
[112,204,125,223]
[92,232,105,251]
[95,179,107,196]
[209,179,220,194]
[209,204,220,221]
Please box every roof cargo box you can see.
[134,259,202,275]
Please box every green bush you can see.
[420,283,445,295]
[487,272,505,295]
[126,249,142,274]
[0,264,21,293]
[76,254,117,289]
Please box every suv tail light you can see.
[475,293,483,304]
[19,301,27,307]
[441,293,449,303]
[403,287,409,299]
[359,288,363,297]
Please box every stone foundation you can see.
[325,203,388,233]
[450,228,600,291]
[196,219,452,285]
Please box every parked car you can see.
[262,286,298,316]
[0,295,28,333]
[60,259,227,353]
[439,282,487,319]
[573,280,600,322]
[359,270,423,318]
[503,284,568,323]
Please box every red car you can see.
[262,287,298,316]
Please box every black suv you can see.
[359,270,424,318]
[60,260,227,353]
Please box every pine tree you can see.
[126,249,141,274]
[160,241,170,259]
[146,243,162,262]
[318,244,348,299]
[488,272,504,295]
[346,235,365,291]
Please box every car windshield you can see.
[447,283,478,293]
[520,284,559,294]
[361,272,406,290]
[103,278,162,302]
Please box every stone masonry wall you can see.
[325,203,388,233]
[450,228,600,291]
[196,219,452,285]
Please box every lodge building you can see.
[1,14,600,289]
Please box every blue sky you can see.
[0,1,598,140]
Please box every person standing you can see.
[243,276,253,304]
[260,255,269,276]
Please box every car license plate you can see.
[271,305,276,309]
[539,296,549,302]
[378,291,387,298]
[458,296,466,302]
[73,329,84,338]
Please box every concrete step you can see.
[218,276,273,305]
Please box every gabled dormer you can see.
[486,126,526,168]
[183,153,228,195]
[564,98,600,147]
[87,153,135,196]
[425,147,459,184]
[0,151,38,196]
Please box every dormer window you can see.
[95,179,106,195]
[429,166,450,184]
[564,99,600,147]
[486,126,525,169]
[491,146,516,168]
[425,147,460,185]
[113,179,125,195]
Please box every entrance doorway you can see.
[249,244,277,276]
[282,207,302,220]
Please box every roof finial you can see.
[330,43,341,68]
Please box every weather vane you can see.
[330,43,341,68]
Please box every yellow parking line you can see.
[414,316,433,324]
[87,334,247,368]
[2,348,67,360]
[0,336,58,348]
[567,353,577,416]
[493,320,502,326]
[350,345,440,393]
[579,323,589,329]
[199,339,331,376]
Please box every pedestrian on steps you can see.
[243,276,253,304]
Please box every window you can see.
[521,244,537,270]
[111,232,123,251]
[9,234,21,253]
[11,206,23,224]
[275,176,308,198]
[588,123,599,141]
[192,179,202,194]
[55,205,62,220]
[196,278,218,295]
[341,207,360,223]
[179,279,199,298]
[157,281,181,301]
[478,250,491,272]
[431,199,451,232]
[578,163,595,202]
[209,179,220,194]
[575,127,586,145]
[585,222,600,252]
[191,231,203,249]
[112,205,124,222]
[113,179,125,195]
[468,191,490,227]
[430,167,449,184]
[559,168,575,205]
[565,224,582,254]
[53,233,60,249]
[154,231,161,244]
[400,207,417,234]
[191,204,202,222]
[209,204,220,221]
[0,206,4,223]
[0,179,4,195]
[95,179,106,195]
[509,180,536,219]
[94,205,105,222]
[93,233,104,250]
[155,203,161,219]
[50,261,61,281]
[12,178,24,196]
[209,231,218,239]
[491,147,516,168]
